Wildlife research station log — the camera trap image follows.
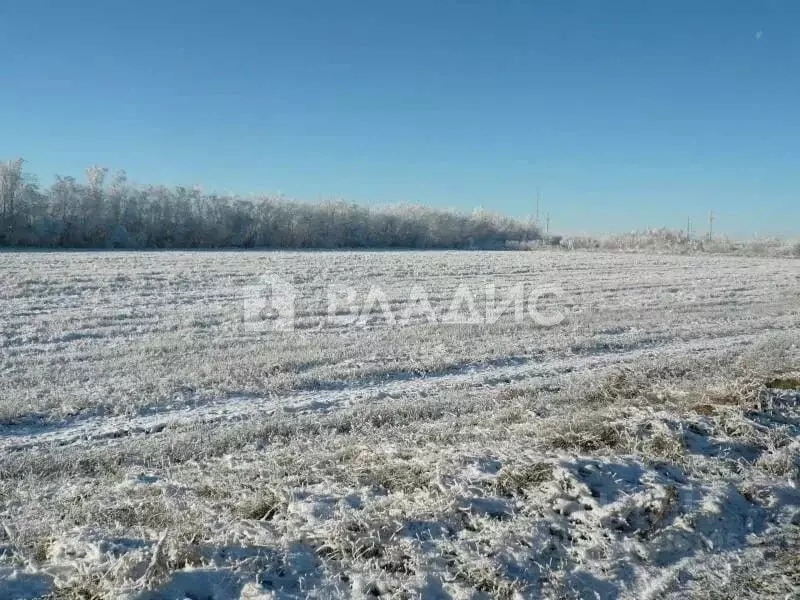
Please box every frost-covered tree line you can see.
[0,159,540,249]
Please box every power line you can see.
[708,210,714,241]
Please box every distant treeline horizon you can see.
[0,159,541,250]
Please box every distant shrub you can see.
[555,228,799,258]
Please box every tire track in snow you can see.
[0,331,769,453]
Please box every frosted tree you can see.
[0,159,25,238]
[0,158,542,249]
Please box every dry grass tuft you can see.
[494,461,554,497]
[237,487,290,521]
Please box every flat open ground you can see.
[1,250,799,599]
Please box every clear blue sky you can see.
[2,1,798,236]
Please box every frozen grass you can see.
[0,250,799,599]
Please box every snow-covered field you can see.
[1,250,799,599]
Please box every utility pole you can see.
[535,187,541,224]
[687,216,692,239]
[708,210,714,242]
[546,213,551,234]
